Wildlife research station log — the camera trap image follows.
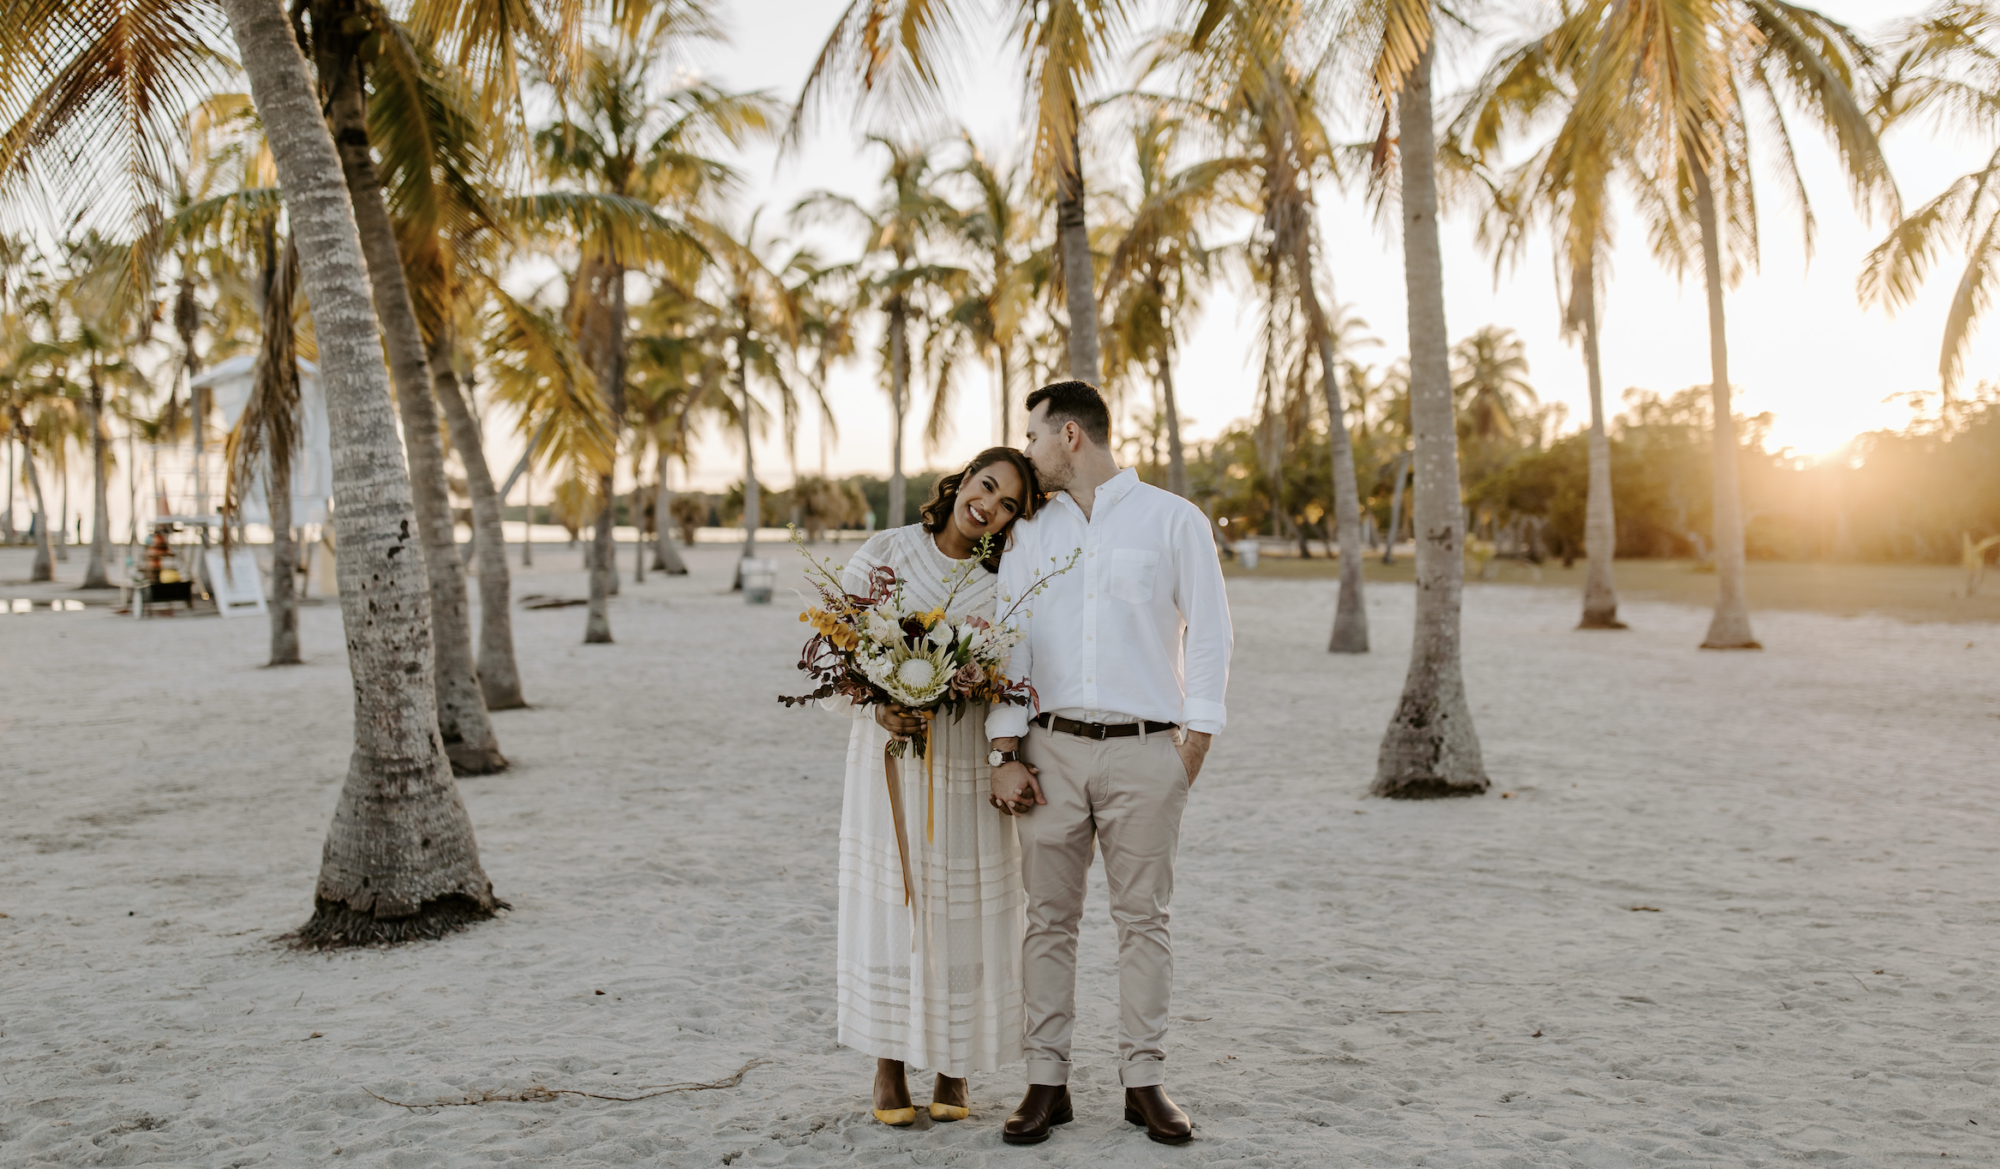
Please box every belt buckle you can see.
[1089,722,1107,741]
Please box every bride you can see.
[835,447,1042,1125]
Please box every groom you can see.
[986,380,1233,1146]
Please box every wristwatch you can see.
[987,749,1019,766]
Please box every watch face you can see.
[987,750,1003,766]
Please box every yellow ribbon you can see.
[881,743,915,908]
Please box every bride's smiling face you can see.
[951,460,1029,544]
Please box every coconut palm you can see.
[1862,2,2000,409]
[1449,325,1536,443]
[1,320,65,581]
[1559,0,1895,649]
[1310,0,1489,794]
[530,22,774,640]
[796,137,962,528]
[217,0,498,944]
[944,138,1038,444]
[794,0,1131,383]
[1101,107,1245,499]
[225,224,306,665]
[294,0,508,772]
[1178,0,1373,651]
[1453,4,1629,628]
[693,213,810,567]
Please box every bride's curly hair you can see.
[919,447,1044,573]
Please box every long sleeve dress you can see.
[835,524,1025,1077]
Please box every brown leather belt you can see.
[1034,713,1177,741]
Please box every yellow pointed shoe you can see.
[872,1107,917,1127]
[928,1102,969,1122]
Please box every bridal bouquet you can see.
[778,528,1077,759]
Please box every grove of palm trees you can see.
[4,1,1998,1164]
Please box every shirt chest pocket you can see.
[1109,549,1160,604]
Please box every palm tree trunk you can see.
[1373,43,1488,799]
[14,418,53,580]
[630,445,645,584]
[220,0,497,945]
[83,375,111,587]
[520,461,533,567]
[738,328,759,562]
[1381,451,1407,566]
[313,1,505,772]
[430,334,525,709]
[887,299,908,528]
[1157,354,1189,498]
[653,447,687,574]
[267,463,301,665]
[1689,163,1759,649]
[56,460,68,561]
[1573,254,1624,629]
[997,345,1014,446]
[1056,124,1100,383]
[1291,239,1368,653]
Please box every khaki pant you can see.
[1018,725,1190,1088]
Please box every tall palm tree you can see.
[694,213,810,566]
[1102,107,1245,499]
[218,0,498,944]
[225,224,306,665]
[796,138,961,528]
[1453,5,1629,627]
[1,321,64,581]
[1449,325,1536,444]
[944,138,1037,445]
[794,0,1130,383]
[1862,2,2000,410]
[1562,0,1895,649]
[1341,3,1490,796]
[1182,0,1372,651]
[299,0,506,772]
[530,26,772,640]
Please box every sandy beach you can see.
[2,541,1996,1167]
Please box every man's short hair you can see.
[1025,380,1111,448]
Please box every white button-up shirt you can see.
[986,468,1232,739]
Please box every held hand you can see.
[988,760,1044,816]
[1175,730,1212,787]
[874,703,925,738]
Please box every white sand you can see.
[3,542,1997,1167]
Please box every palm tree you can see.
[1344,5,1489,796]
[529,25,773,640]
[796,138,961,529]
[226,224,306,665]
[1561,0,1895,649]
[944,138,1037,445]
[301,0,506,772]
[794,0,1130,383]
[694,213,810,566]
[1181,0,1372,651]
[218,0,498,944]
[1449,325,1537,444]
[1,321,64,581]
[1453,6,1629,627]
[1862,2,2000,410]
[1101,107,1244,499]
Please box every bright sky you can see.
[643,0,1992,493]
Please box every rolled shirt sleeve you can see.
[1175,507,1232,735]
[985,523,1037,740]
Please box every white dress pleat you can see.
[835,525,1025,1077]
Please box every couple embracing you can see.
[832,380,1233,1146]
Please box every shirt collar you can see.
[1057,466,1138,517]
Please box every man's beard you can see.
[1032,449,1072,492]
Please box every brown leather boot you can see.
[1125,1085,1191,1144]
[1001,1084,1073,1145]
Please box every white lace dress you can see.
[835,524,1025,1076]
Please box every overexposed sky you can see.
[641,0,1992,493]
